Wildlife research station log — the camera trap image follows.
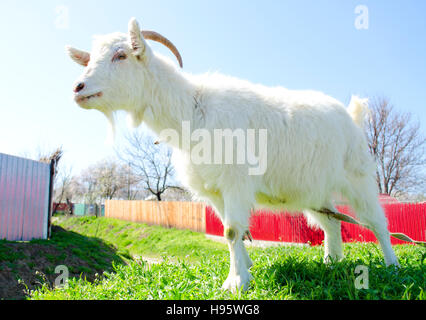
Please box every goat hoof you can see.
[386,259,400,268]
[221,271,253,293]
[323,254,343,265]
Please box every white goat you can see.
[67,18,399,292]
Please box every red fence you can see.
[205,203,426,245]
[53,203,72,212]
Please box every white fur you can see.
[67,18,399,292]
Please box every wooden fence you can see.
[105,200,206,233]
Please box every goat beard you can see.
[98,108,117,145]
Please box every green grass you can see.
[55,216,227,261]
[27,216,425,300]
[0,221,128,300]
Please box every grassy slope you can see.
[28,216,425,300]
[54,216,227,261]
[0,222,127,300]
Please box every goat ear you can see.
[128,17,145,56]
[66,46,90,67]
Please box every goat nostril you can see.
[74,82,85,93]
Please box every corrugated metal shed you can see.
[0,153,52,241]
[74,203,86,216]
[73,204,105,216]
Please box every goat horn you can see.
[142,30,183,68]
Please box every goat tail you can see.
[347,95,369,128]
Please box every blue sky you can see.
[0,0,425,175]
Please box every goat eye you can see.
[113,52,127,62]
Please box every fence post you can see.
[46,159,56,239]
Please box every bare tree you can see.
[53,164,73,214]
[75,166,101,205]
[117,163,144,200]
[93,159,124,200]
[366,97,426,198]
[37,147,64,212]
[75,159,128,203]
[117,130,181,201]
